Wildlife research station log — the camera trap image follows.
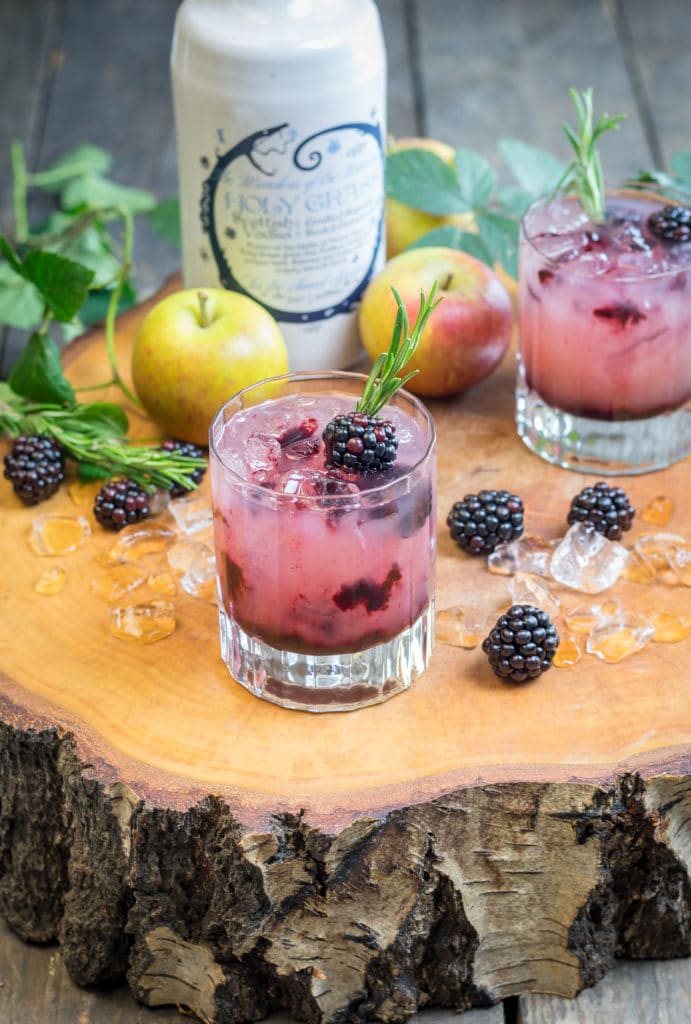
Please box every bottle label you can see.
[200,120,384,323]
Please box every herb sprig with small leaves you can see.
[557,87,626,222]
[0,143,202,493]
[357,283,442,417]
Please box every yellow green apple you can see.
[386,137,475,258]
[132,288,289,445]
[359,247,513,398]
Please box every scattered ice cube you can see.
[586,612,654,663]
[508,572,561,620]
[91,563,147,603]
[564,597,623,634]
[33,566,67,596]
[181,548,217,603]
[29,514,91,556]
[488,535,555,577]
[641,495,673,527]
[108,521,177,563]
[651,610,691,644]
[169,494,214,535]
[622,550,657,584]
[167,539,216,602]
[147,571,177,597]
[436,604,491,649]
[549,523,629,593]
[633,533,686,582]
[667,542,691,586]
[552,635,582,668]
[108,601,176,643]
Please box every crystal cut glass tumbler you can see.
[209,372,437,712]
[517,184,691,474]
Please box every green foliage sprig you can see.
[385,89,691,272]
[358,284,442,416]
[0,142,200,493]
[557,87,626,222]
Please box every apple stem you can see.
[197,289,212,328]
[439,273,453,291]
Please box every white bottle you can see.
[171,0,387,371]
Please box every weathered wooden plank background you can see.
[0,1,690,1021]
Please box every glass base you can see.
[516,376,691,476]
[218,604,434,712]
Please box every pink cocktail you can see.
[517,185,691,473]
[209,372,436,711]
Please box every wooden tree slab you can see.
[0,283,689,1024]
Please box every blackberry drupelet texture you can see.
[160,439,207,497]
[3,433,65,505]
[447,489,524,555]
[482,604,559,683]
[94,479,152,530]
[647,204,691,243]
[322,413,398,473]
[567,481,635,541]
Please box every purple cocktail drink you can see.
[517,185,691,473]
[209,372,436,711]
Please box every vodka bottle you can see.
[171,0,387,370]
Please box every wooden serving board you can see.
[0,282,689,1024]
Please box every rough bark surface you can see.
[0,719,689,1024]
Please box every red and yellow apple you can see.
[386,136,475,258]
[132,288,288,445]
[359,247,513,398]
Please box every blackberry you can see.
[482,604,559,684]
[3,433,65,505]
[447,489,524,555]
[322,413,398,473]
[93,479,152,531]
[567,481,635,541]
[160,439,207,498]
[647,204,691,243]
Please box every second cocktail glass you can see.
[517,183,691,474]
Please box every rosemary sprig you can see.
[557,87,626,222]
[0,390,205,491]
[357,283,442,416]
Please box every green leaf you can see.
[8,331,75,405]
[454,149,496,210]
[475,211,520,277]
[19,250,94,322]
[386,149,470,214]
[496,184,533,219]
[61,174,156,216]
[39,211,121,287]
[31,144,113,192]
[77,461,112,482]
[76,401,129,437]
[0,262,44,329]
[671,152,691,193]
[408,225,494,267]
[498,138,566,199]
[148,199,181,247]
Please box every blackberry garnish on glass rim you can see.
[647,204,691,243]
[322,284,441,474]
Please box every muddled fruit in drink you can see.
[519,190,691,421]
[211,389,435,657]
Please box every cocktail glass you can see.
[209,371,436,712]
[516,183,691,474]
